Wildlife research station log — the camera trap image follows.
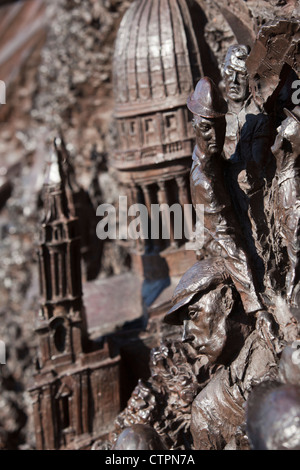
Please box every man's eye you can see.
[189,310,198,321]
[200,126,210,132]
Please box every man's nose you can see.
[182,320,194,343]
[271,134,283,154]
[229,71,238,83]
[208,127,217,142]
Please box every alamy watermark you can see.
[291,340,300,366]
[291,80,300,105]
[0,340,6,365]
[96,196,205,251]
[0,80,6,105]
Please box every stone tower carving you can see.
[36,138,87,366]
[29,140,121,450]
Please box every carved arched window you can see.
[50,317,67,354]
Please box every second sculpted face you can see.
[193,116,226,157]
[224,64,249,103]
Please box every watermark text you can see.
[0,340,6,364]
[96,197,205,251]
[291,80,300,105]
[0,80,6,105]
[291,340,300,366]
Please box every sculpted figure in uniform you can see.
[187,76,265,318]
[222,45,274,276]
[164,258,279,450]
[161,77,282,449]
[222,44,271,162]
[269,106,300,306]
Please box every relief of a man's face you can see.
[179,285,234,364]
[224,64,249,103]
[193,116,226,157]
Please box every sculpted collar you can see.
[193,145,205,165]
[227,94,259,118]
[193,145,225,171]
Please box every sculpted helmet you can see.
[113,424,167,450]
[187,76,228,118]
[284,105,300,124]
[164,257,229,325]
[223,44,250,74]
[246,381,300,450]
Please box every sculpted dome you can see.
[113,0,204,117]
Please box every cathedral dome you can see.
[111,0,210,171]
[113,0,204,118]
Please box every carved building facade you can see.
[28,144,121,450]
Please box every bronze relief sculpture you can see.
[23,0,300,452]
[163,76,281,450]
[108,30,300,449]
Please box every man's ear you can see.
[220,285,235,316]
[221,63,225,79]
